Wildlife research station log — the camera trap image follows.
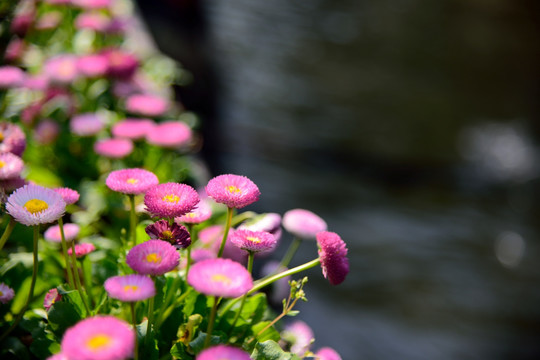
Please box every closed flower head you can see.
[106,168,159,195]
[68,243,96,258]
[54,187,80,205]
[316,231,349,285]
[187,258,253,298]
[94,138,134,158]
[0,283,15,304]
[144,182,199,218]
[126,239,180,276]
[6,184,66,226]
[112,118,155,140]
[146,121,191,148]
[205,174,260,209]
[125,94,168,117]
[44,223,80,243]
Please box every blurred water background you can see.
[135,0,540,358]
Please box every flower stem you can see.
[0,216,16,252]
[69,238,92,316]
[203,296,219,349]
[145,277,156,350]
[217,207,234,258]
[131,302,139,360]
[279,237,302,269]
[129,194,137,246]
[0,226,40,342]
[58,217,75,289]
[184,224,194,277]
[247,252,254,275]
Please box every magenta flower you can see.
[146,121,191,148]
[77,54,109,78]
[0,122,26,156]
[103,49,138,79]
[104,274,155,302]
[0,283,15,304]
[316,347,343,360]
[94,138,134,158]
[44,55,79,84]
[70,113,105,137]
[144,182,200,218]
[0,152,24,180]
[23,74,49,91]
[68,243,96,258]
[0,66,25,88]
[54,187,80,205]
[175,199,212,224]
[229,229,276,254]
[187,258,253,298]
[125,94,169,117]
[106,168,159,195]
[197,345,251,360]
[44,288,62,311]
[205,174,260,209]
[126,239,180,276]
[34,119,60,145]
[44,223,80,243]
[6,184,66,226]
[60,316,134,360]
[282,320,314,357]
[283,208,327,240]
[75,12,110,32]
[317,231,349,285]
[111,118,155,140]
[145,220,191,249]
[198,225,223,246]
[237,212,282,243]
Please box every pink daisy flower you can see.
[187,258,253,298]
[34,119,60,145]
[283,208,327,240]
[126,239,180,276]
[0,122,26,156]
[282,320,314,357]
[125,94,169,117]
[205,174,260,209]
[103,49,138,79]
[44,223,80,243]
[197,345,251,360]
[0,283,15,304]
[190,248,216,263]
[229,229,276,254]
[70,113,105,136]
[23,74,49,91]
[0,152,24,180]
[0,66,25,88]
[54,187,80,205]
[44,288,62,311]
[44,55,79,84]
[316,347,343,360]
[237,212,282,243]
[6,184,66,226]
[198,225,223,246]
[146,121,191,148]
[68,243,96,258]
[77,54,109,78]
[111,118,155,140]
[106,168,159,195]
[94,138,134,158]
[145,220,191,249]
[104,274,155,302]
[175,199,212,224]
[35,11,62,31]
[316,231,349,285]
[75,12,110,32]
[144,182,200,218]
[61,316,134,360]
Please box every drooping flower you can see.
[104,274,155,302]
[283,208,327,240]
[197,344,251,360]
[0,283,15,304]
[44,55,79,84]
[205,174,260,209]
[0,66,25,88]
[60,315,135,360]
[126,239,180,276]
[0,152,24,180]
[68,243,96,258]
[229,229,276,254]
[34,119,60,145]
[237,212,282,243]
[54,187,80,205]
[316,347,343,360]
[106,168,159,195]
[282,320,314,357]
[44,288,62,311]
[111,118,155,140]
[316,231,349,285]
[94,138,134,158]
[70,113,105,136]
[44,223,80,243]
[0,122,26,156]
[144,182,199,218]
[175,199,212,224]
[125,94,168,117]
[146,121,191,148]
[6,184,66,226]
[77,54,109,78]
[187,258,253,298]
[145,220,191,249]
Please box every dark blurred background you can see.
[135,0,540,358]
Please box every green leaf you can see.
[252,321,281,343]
[189,331,222,355]
[47,301,81,339]
[251,340,302,360]
[240,293,268,324]
[170,342,194,360]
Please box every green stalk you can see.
[226,251,254,335]
[0,216,16,252]
[58,217,75,289]
[279,237,302,269]
[247,252,255,275]
[131,302,139,360]
[203,296,219,349]
[145,277,156,349]
[184,224,194,277]
[0,226,40,342]
[129,194,137,246]
[81,256,94,307]
[69,238,92,315]
[217,207,234,258]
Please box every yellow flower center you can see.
[162,194,180,203]
[0,160,5,168]
[0,290,3,296]
[211,273,231,285]
[246,236,261,244]
[123,285,139,292]
[0,132,4,141]
[86,334,112,351]
[126,178,139,184]
[226,185,241,194]
[145,253,162,264]
[161,230,173,239]
[24,199,49,214]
